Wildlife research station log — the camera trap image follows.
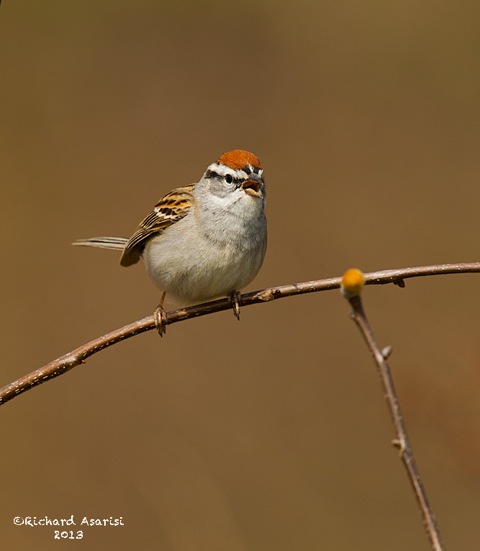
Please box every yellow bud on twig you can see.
[341,268,365,298]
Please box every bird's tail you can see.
[72,236,128,250]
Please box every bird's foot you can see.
[154,293,168,336]
[229,290,241,321]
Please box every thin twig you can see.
[1,262,479,406]
[345,291,446,551]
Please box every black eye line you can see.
[206,169,245,186]
[207,168,263,186]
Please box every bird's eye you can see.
[225,174,233,184]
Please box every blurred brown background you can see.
[2,1,480,549]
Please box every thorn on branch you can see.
[253,289,276,301]
[382,346,393,359]
[391,437,407,455]
[392,438,402,449]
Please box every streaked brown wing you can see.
[120,185,194,266]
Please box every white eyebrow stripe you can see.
[207,163,263,180]
[207,163,248,179]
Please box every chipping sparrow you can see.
[73,149,267,334]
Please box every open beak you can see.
[242,173,264,198]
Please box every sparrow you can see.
[73,149,267,334]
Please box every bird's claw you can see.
[154,304,168,336]
[229,291,241,321]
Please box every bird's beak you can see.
[242,173,264,198]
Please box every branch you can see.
[341,269,445,551]
[1,262,479,406]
